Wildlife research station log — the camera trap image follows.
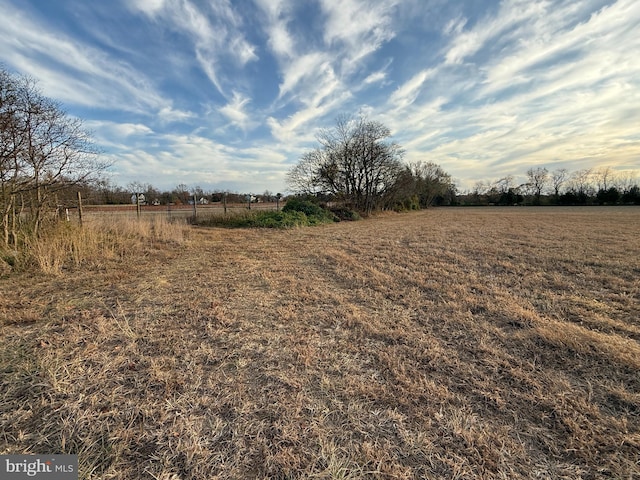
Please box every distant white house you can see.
[131,193,146,205]
[188,198,210,205]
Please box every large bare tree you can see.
[288,115,404,214]
[0,68,103,242]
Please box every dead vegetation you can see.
[1,207,639,479]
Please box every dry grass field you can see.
[1,207,639,479]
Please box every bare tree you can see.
[550,168,569,199]
[594,166,613,191]
[408,161,455,207]
[287,149,326,196]
[493,176,515,196]
[526,167,549,204]
[172,183,191,204]
[1,68,103,242]
[288,114,404,214]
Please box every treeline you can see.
[458,167,640,206]
[70,180,283,207]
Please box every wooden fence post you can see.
[193,194,197,219]
[77,191,83,227]
[136,193,141,219]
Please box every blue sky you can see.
[1,0,638,194]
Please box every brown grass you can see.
[1,206,639,479]
[2,216,189,275]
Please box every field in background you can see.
[1,207,639,479]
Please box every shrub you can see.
[194,208,333,229]
[253,211,309,228]
[329,207,361,221]
[282,198,336,225]
[283,198,327,217]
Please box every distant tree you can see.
[526,167,549,205]
[172,183,190,205]
[596,187,620,205]
[550,168,569,201]
[565,169,595,204]
[94,179,128,204]
[127,181,147,196]
[192,185,206,202]
[469,181,490,205]
[613,171,638,194]
[408,161,455,207]
[288,114,404,214]
[483,176,523,205]
[594,166,613,192]
[262,190,274,202]
[621,185,640,204]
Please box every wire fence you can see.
[78,202,282,221]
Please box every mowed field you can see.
[1,207,639,479]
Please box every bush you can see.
[282,198,336,225]
[194,208,334,229]
[253,211,309,228]
[329,207,361,221]
[282,198,328,217]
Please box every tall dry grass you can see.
[1,207,639,479]
[2,215,189,275]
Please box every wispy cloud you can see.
[364,70,387,85]
[388,69,435,110]
[129,0,257,96]
[0,1,182,118]
[254,0,295,59]
[444,0,548,65]
[320,0,398,66]
[219,91,252,131]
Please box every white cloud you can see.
[480,0,640,98]
[254,0,295,58]
[2,0,638,192]
[320,0,398,72]
[219,91,252,130]
[444,0,549,65]
[364,70,387,85]
[0,4,170,114]
[278,52,330,99]
[130,0,258,96]
[320,0,397,50]
[443,15,467,36]
[388,69,434,109]
[128,0,166,16]
[107,131,294,191]
[158,106,196,124]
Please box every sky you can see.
[1,0,639,194]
